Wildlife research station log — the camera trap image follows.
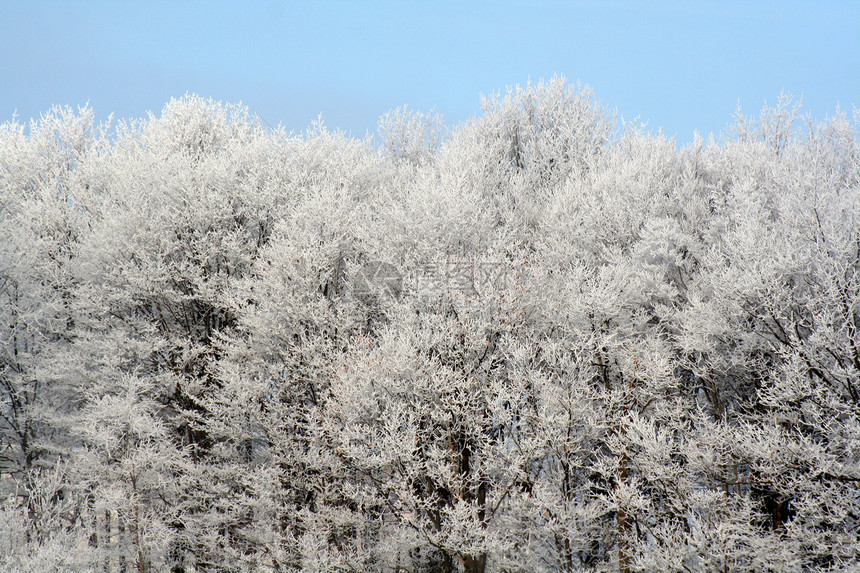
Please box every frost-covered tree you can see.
[56,95,286,570]
[671,103,860,570]
[0,106,110,571]
[377,105,446,168]
[0,105,100,478]
[74,373,189,572]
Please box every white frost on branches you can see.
[1,81,858,572]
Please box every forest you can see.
[1,77,859,572]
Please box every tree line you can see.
[1,77,858,571]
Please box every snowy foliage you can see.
[1,80,859,572]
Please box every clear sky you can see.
[1,1,857,144]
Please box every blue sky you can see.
[1,1,857,144]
